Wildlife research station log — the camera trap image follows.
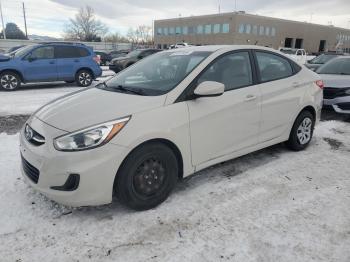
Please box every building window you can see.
[265,27,270,36]
[157,28,162,36]
[238,24,245,34]
[163,44,168,49]
[205,24,212,34]
[222,23,230,33]
[183,26,188,35]
[157,44,162,49]
[252,25,258,35]
[169,27,175,35]
[213,24,220,34]
[175,26,181,35]
[197,25,203,34]
[271,27,276,37]
[188,26,195,34]
[259,26,265,36]
[245,24,251,34]
[163,27,168,35]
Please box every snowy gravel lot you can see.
[0,80,350,262]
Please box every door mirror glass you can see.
[194,81,224,97]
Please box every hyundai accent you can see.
[20,45,323,210]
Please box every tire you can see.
[115,142,178,211]
[75,69,93,87]
[286,110,315,151]
[0,71,21,91]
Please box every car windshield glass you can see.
[14,45,35,57]
[317,58,350,75]
[126,50,142,58]
[310,54,338,64]
[100,50,212,96]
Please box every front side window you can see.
[256,52,293,82]
[197,52,253,91]
[31,46,54,59]
[103,51,212,96]
[222,23,230,33]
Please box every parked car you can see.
[0,42,102,91]
[169,42,192,49]
[109,50,129,59]
[109,48,161,73]
[95,51,112,66]
[306,53,344,71]
[278,48,314,65]
[20,45,323,210]
[317,56,350,114]
[6,45,26,54]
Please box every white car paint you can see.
[20,45,323,207]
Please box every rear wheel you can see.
[75,70,93,87]
[115,142,178,211]
[286,111,315,151]
[0,71,21,91]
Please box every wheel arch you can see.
[299,105,316,120]
[0,69,24,82]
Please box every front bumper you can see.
[20,116,128,207]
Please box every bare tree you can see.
[126,28,138,44]
[126,25,153,45]
[64,5,108,42]
[104,32,129,43]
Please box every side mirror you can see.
[27,55,37,62]
[194,81,225,98]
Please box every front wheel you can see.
[286,111,315,151]
[75,70,93,87]
[0,71,21,91]
[115,143,178,211]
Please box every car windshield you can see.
[100,50,212,96]
[316,58,350,75]
[14,45,35,58]
[310,54,338,64]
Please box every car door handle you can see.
[245,94,257,101]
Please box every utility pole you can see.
[0,0,6,39]
[22,2,28,39]
[218,0,221,14]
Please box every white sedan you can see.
[20,45,323,210]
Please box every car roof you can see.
[161,45,280,53]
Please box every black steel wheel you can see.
[115,142,178,211]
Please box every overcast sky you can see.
[1,0,350,38]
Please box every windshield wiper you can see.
[113,85,146,95]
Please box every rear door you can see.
[22,46,57,82]
[55,46,90,80]
[253,51,303,142]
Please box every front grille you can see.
[21,155,40,184]
[323,87,350,100]
[337,102,350,111]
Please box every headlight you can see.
[53,116,130,151]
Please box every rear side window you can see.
[256,52,293,82]
[55,46,90,58]
[197,52,253,91]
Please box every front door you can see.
[186,51,261,166]
[23,46,57,82]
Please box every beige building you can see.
[154,12,350,53]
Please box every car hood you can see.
[34,87,166,132]
[320,74,350,88]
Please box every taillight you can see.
[315,80,324,89]
[93,55,101,65]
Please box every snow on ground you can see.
[0,68,115,116]
[0,120,350,262]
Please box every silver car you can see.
[317,57,350,114]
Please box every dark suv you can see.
[0,42,102,91]
[109,49,161,73]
